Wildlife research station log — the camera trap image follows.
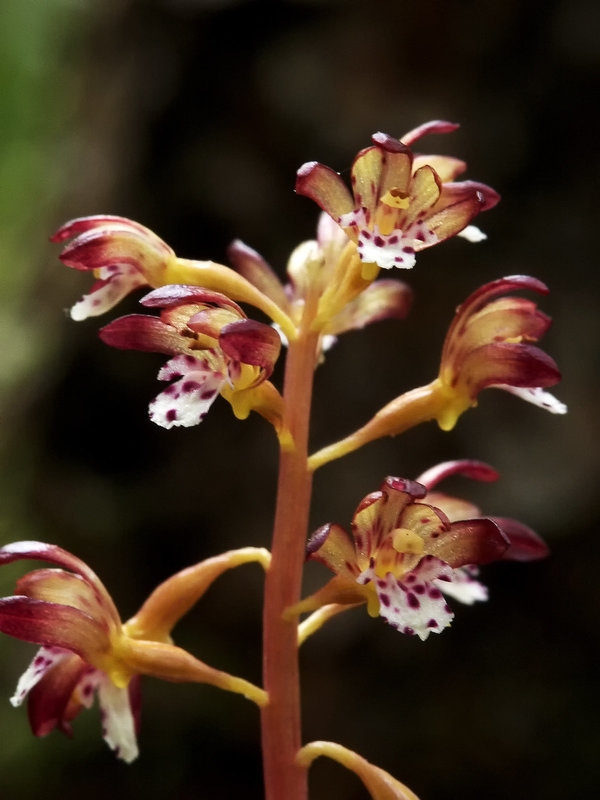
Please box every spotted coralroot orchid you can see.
[289,467,547,641]
[0,542,269,762]
[228,212,413,350]
[296,120,499,279]
[99,286,282,429]
[433,275,567,430]
[52,215,176,321]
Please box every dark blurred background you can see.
[0,0,597,798]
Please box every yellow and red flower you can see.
[291,462,547,641]
[296,121,499,276]
[0,541,268,761]
[434,275,567,430]
[99,286,282,428]
[52,215,175,321]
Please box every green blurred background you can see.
[0,0,597,798]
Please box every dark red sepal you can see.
[418,460,500,490]
[219,319,281,376]
[371,132,412,155]
[428,518,510,568]
[99,315,189,355]
[141,285,244,315]
[491,517,550,561]
[28,654,88,738]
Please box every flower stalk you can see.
[260,288,321,800]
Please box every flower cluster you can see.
[0,120,564,798]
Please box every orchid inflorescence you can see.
[0,121,565,799]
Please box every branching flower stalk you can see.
[0,121,566,799]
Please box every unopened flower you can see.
[296,121,499,276]
[434,275,567,430]
[99,286,282,428]
[292,466,547,641]
[52,216,176,321]
[0,542,268,761]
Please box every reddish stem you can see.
[261,313,319,800]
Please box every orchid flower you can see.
[289,465,547,641]
[52,216,176,321]
[53,214,298,340]
[99,286,282,429]
[296,121,499,277]
[0,542,269,762]
[434,275,567,430]
[308,274,566,471]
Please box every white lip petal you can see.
[10,646,69,707]
[436,567,488,605]
[457,224,487,243]
[493,385,567,414]
[97,677,139,764]
[70,266,146,321]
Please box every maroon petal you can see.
[381,476,427,501]
[28,654,88,737]
[0,597,110,660]
[58,228,168,272]
[435,179,501,212]
[219,319,281,376]
[0,542,99,586]
[99,314,189,355]
[371,132,412,155]
[417,460,500,490]
[141,285,244,315]
[491,517,549,561]
[448,277,549,338]
[462,342,562,393]
[427,518,510,567]
[50,215,155,244]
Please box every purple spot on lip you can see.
[362,230,371,240]
[427,618,438,628]
[388,235,399,244]
[182,380,201,393]
[166,409,178,422]
[407,593,420,609]
[379,593,391,607]
[394,256,404,263]
[429,587,442,599]
[374,236,385,247]
[403,246,414,254]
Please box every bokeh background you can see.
[1,1,598,798]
